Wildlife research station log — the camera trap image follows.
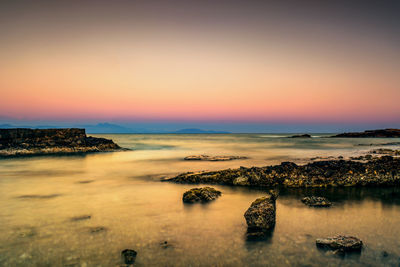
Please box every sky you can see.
[1,0,400,132]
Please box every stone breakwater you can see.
[164,156,400,188]
[0,128,123,157]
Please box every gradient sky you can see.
[1,0,400,130]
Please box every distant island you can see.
[332,129,400,138]
[0,128,123,157]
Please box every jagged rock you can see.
[165,156,400,188]
[302,196,331,207]
[316,235,363,252]
[121,249,137,265]
[289,134,312,138]
[0,128,124,157]
[182,187,221,203]
[184,155,247,161]
[244,192,277,237]
[332,128,400,138]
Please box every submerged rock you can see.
[166,156,400,188]
[89,226,107,233]
[184,155,247,161]
[316,235,363,252]
[182,187,221,203]
[244,193,277,237]
[301,196,331,207]
[289,134,312,138]
[70,215,91,221]
[0,128,124,157]
[121,249,137,265]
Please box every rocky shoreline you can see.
[164,156,400,188]
[331,128,400,138]
[0,128,124,157]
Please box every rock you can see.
[182,187,221,203]
[289,134,312,138]
[0,128,124,157]
[166,156,400,188]
[316,235,363,252]
[160,241,173,249]
[184,155,247,161]
[244,193,277,236]
[332,128,400,138]
[121,249,137,265]
[301,196,331,207]
[382,251,389,257]
[89,226,107,233]
[70,215,91,221]
[17,194,61,199]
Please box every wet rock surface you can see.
[184,155,247,161]
[332,128,400,138]
[121,249,137,265]
[0,128,123,157]
[244,192,277,237]
[166,156,400,188]
[301,196,331,207]
[316,235,363,252]
[182,187,221,203]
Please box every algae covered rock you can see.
[182,187,221,203]
[301,196,331,207]
[316,235,363,252]
[244,192,277,237]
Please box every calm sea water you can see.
[0,134,400,266]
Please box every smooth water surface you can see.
[0,134,400,266]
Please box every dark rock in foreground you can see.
[332,128,400,138]
[0,128,124,157]
[165,156,400,188]
[121,249,137,265]
[302,196,331,207]
[316,235,363,252]
[184,155,247,161]
[244,192,277,237]
[182,187,221,203]
[289,134,312,138]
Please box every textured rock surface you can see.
[332,128,400,138]
[244,192,277,236]
[182,187,221,203]
[0,128,122,157]
[184,155,247,161]
[316,235,363,252]
[166,156,400,188]
[301,196,331,207]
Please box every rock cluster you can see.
[332,128,400,138]
[184,155,247,161]
[182,187,221,203]
[244,192,277,237]
[301,196,331,207]
[289,134,312,138]
[0,128,122,157]
[316,235,363,252]
[166,156,400,188]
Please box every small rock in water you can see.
[382,251,389,257]
[184,155,247,161]
[70,215,92,221]
[316,235,363,252]
[121,249,137,265]
[182,187,221,203]
[89,226,107,233]
[301,196,331,207]
[77,180,94,184]
[160,241,173,249]
[244,192,277,237]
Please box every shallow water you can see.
[0,134,400,266]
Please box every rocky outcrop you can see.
[316,235,363,252]
[289,134,311,138]
[301,196,331,207]
[244,192,277,237]
[184,155,247,161]
[182,187,221,203]
[0,128,123,157]
[165,156,400,188]
[332,128,400,138]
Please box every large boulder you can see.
[316,235,363,252]
[244,192,277,237]
[301,196,331,207]
[182,187,221,203]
